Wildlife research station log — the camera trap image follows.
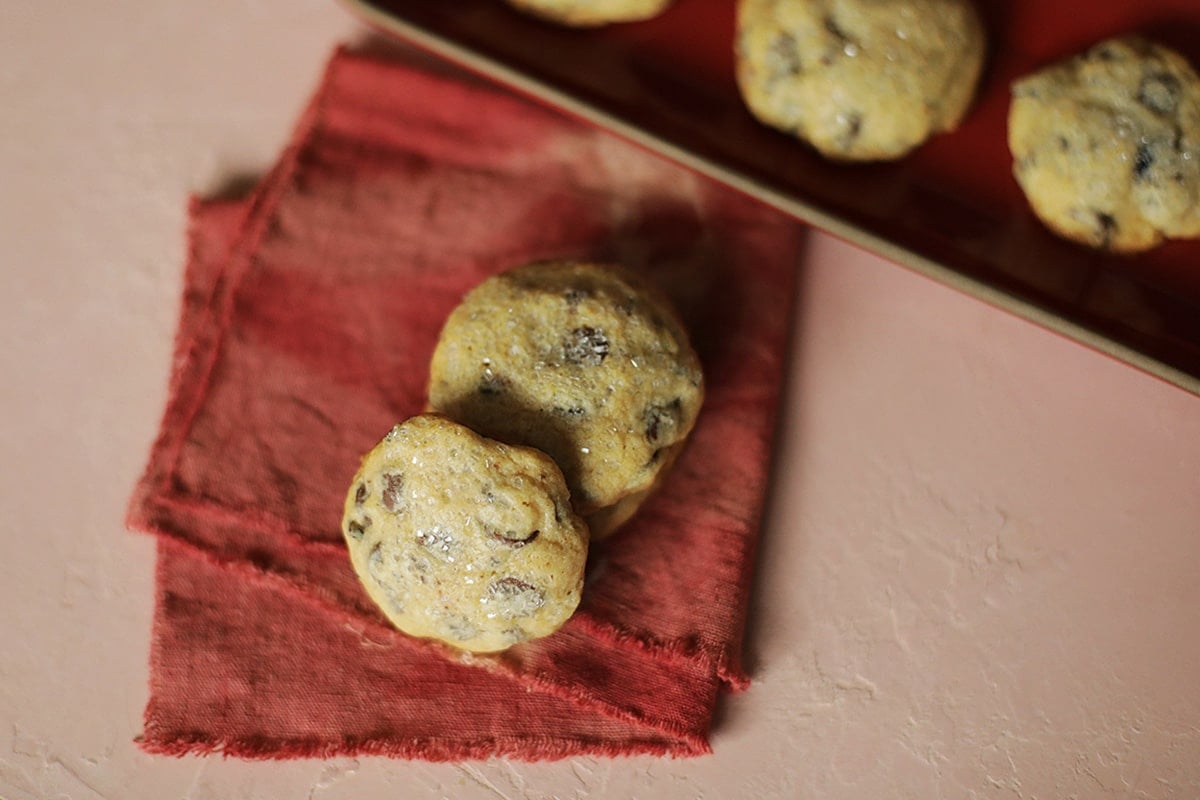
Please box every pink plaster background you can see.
[2,1,1199,797]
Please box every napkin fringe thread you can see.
[143,535,715,753]
[136,730,709,761]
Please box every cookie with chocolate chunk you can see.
[503,0,673,26]
[342,414,588,653]
[428,260,704,539]
[1009,36,1200,252]
[735,0,985,160]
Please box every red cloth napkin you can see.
[127,47,802,759]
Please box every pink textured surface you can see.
[4,1,1200,797]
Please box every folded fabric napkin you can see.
[127,46,802,759]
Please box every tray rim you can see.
[342,0,1200,399]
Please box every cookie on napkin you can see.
[128,47,804,759]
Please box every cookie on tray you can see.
[1009,36,1200,252]
[735,0,985,160]
[428,260,704,539]
[342,414,589,653]
[503,0,673,27]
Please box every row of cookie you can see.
[496,0,987,159]
[501,0,1200,252]
[341,261,704,652]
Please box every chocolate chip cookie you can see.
[428,260,704,539]
[1009,36,1200,252]
[342,414,589,653]
[735,0,985,160]
[503,0,673,26]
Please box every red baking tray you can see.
[343,0,1200,396]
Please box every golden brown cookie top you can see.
[428,260,703,526]
[503,0,673,27]
[342,413,589,653]
[1009,36,1200,252]
[735,0,985,160]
